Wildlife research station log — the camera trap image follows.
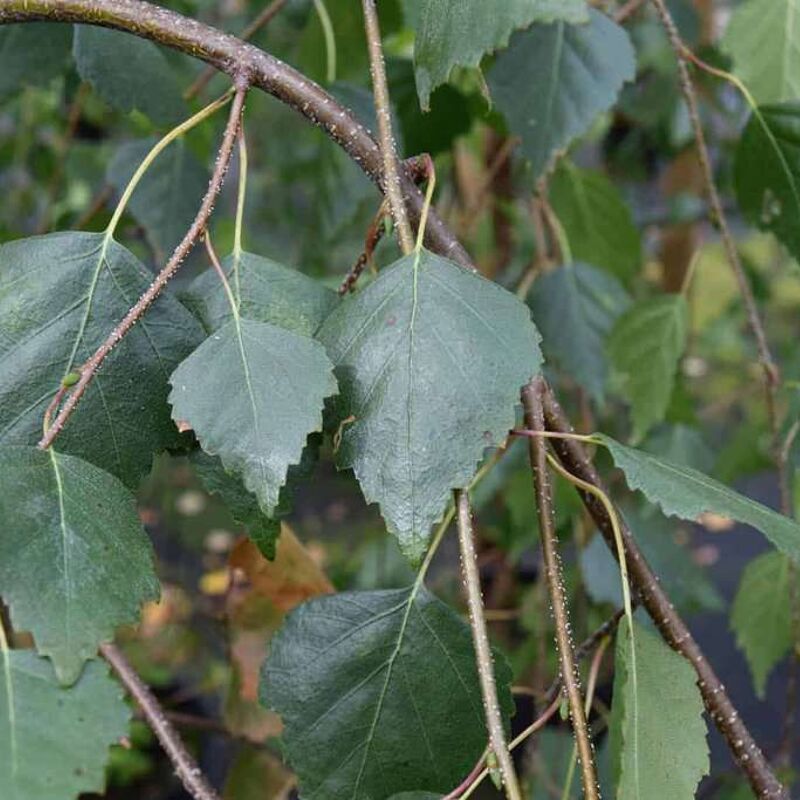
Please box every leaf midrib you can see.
[49,449,73,657]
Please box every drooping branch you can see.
[38,84,248,449]
[101,643,221,800]
[184,0,288,100]
[0,0,471,269]
[539,383,789,800]
[361,0,414,253]
[522,379,599,800]
[455,489,522,800]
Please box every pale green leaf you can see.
[611,621,709,800]
[107,138,209,261]
[0,652,129,800]
[406,0,589,109]
[528,262,630,401]
[0,24,73,100]
[722,0,800,105]
[734,103,800,263]
[488,9,636,179]
[0,446,159,684]
[548,161,642,280]
[169,319,337,517]
[73,25,186,124]
[317,249,542,562]
[731,551,796,696]
[597,435,800,562]
[183,250,338,337]
[260,586,513,799]
[607,295,688,441]
[0,232,205,487]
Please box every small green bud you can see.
[62,371,81,388]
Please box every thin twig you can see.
[38,84,249,450]
[73,184,113,229]
[560,636,611,799]
[542,607,627,708]
[615,0,646,23]
[649,0,781,463]
[522,379,599,800]
[38,82,90,233]
[651,1,798,768]
[459,135,520,234]
[101,643,222,800]
[338,200,388,295]
[539,381,788,799]
[361,0,413,254]
[184,0,287,101]
[455,489,522,800]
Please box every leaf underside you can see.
[318,249,542,563]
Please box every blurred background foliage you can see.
[2,0,800,797]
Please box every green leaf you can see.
[317,249,542,562]
[389,794,442,800]
[721,0,800,105]
[73,25,186,125]
[611,621,709,800]
[0,24,73,100]
[597,435,800,562]
[548,161,642,280]
[528,262,630,401]
[183,250,338,337]
[0,652,130,799]
[0,232,205,487]
[260,586,513,799]
[731,551,796,696]
[189,450,281,560]
[107,138,209,262]
[0,446,159,684]
[488,9,636,179]
[642,423,715,475]
[607,295,688,441]
[169,318,337,517]
[405,0,588,109]
[734,103,800,263]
